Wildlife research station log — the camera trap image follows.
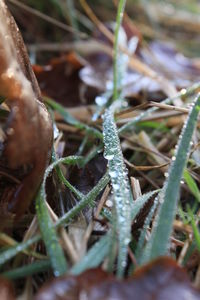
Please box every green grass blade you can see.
[103,106,132,277]
[36,192,68,276]
[184,169,200,202]
[187,207,200,252]
[113,0,127,101]
[1,260,51,280]
[0,172,109,268]
[71,190,158,275]
[71,233,111,275]
[0,188,155,272]
[0,235,40,267]
[36,155,83,276]
[55,165,83,199]
[131,190,159,221]
[140,93,200,263]
[56,172,110,227]
[45,97,102,139]
[51,150,84,199]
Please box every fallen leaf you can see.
[35,257,200,300]
[33,53,97,107]
[0,0,52,218]
[0,277,15,300]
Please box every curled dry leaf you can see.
[33,52,97,107]
[0,0,52,218]
[0,277,15,300]
[35,257,200,300]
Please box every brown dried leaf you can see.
[35,268,112,300]
[0,0,52,217]
[33,53,97,107]
[0,277,15,300]
[35,257,200,300]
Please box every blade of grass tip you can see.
[56,171,110,227]
[131,190,160,221]
[82,144,103,166]
[119,82,200,134]
[52,150,84,199]
[140,93,200,264]
[36,156,82,276]
[77,135,89,155]
[55,165,83,199]
[184,169,200,203]
[1,260,51,280]
[71,233,111,275]
[45,97,102,140]
[113,0,127,101]
[187,207,200,252]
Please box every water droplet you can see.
[159,197,164,204]
[124,238,130,245]
[104,154,114,160]
[180,180,184,185]
[121,260,127,267]
[54,270,60,277]
[180,88,186,95]
[113,183,120,190]
[172,156,176,161]
[7,128,14,135]
[106,199,113,208]
[109,171,118,178]
[95,96,107,106]
[164,172,169,178]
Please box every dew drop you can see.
[109,171,118,178]
[121,260,127,267]
[104,154,114,160]
[113,183,120,190]
[54,270,60,277]
[106,199,113,208]
[95,96,107,106]
[7,128,14,135]
[159,197,164,204]
[180,88,187,95]
[124,238,130,245]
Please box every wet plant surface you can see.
[0,0,200,299]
